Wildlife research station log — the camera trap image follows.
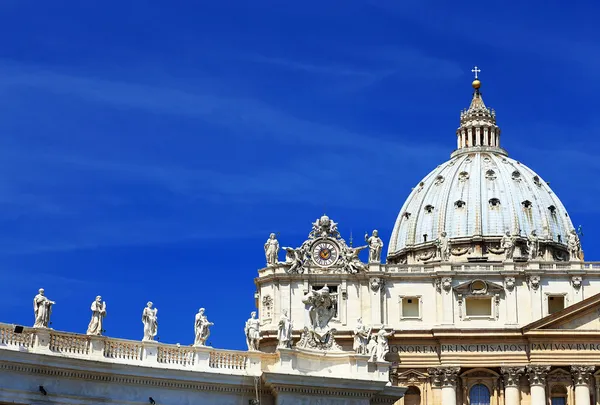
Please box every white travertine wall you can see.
[257,262,600,338]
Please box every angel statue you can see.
[264,233,280,266]
[283,246,304,274]
[343,245,368,273]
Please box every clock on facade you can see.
[311,240,339,268]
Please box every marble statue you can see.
[264,233,279,266]
[367,334,378,362]
[142,302,158,342]
[568,229,581,261]
[527,230,539,259]
[343,245,368,274]
[277,309,293,349]
[352,318,371,355]
[283,246,304,274]
[244,311,260,351]
[501,231,516,259]
[194,308,214,347]
[436,231,451,261]
[86,296,106,336]
[373,326,394,362]
[33,288,55,328]
[376,327,394,361]
[365,230,384,263]
[297,285,342,350]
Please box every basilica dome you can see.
[387,80,576,264]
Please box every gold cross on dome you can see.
[471,66,481,79]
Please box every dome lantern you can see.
[454,67,504,156]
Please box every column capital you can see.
[428,366,460,388]
[527,365,551,387]
[428,367,442,387]
[571,365,595,386]
[501,366,526,387]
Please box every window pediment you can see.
[454,279,504,296]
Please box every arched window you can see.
[404,386,421,405]
[551,385,567,405]
[469,384,490,405]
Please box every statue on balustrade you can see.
[264,233,280,266]
[33,288,55,328]
[501,231,516,259]
[365,230,384,263]
[277,309,293,349]
[142,301,158,341]
[194,307,214,347]
[352,318,371,355]
[86,296,107,336]
[245,311,261,351]
[568,229,581,261]
[527,230,539,259]
[436,231,451,261]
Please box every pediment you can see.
[524,292,600,331]
[395,369,429,383]
[454,279,504,296]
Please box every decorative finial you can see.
[471,66,481,90]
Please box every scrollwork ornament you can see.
[441,277,452,292]
[571,365,594,386]
[501,366,525,387]
[505,277,516,291]
[571,276,582,290]
[527,275,540,291]
[527,365,550,386]
[370,278,384,292]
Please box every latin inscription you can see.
[391,343,600,355]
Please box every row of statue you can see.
[433,228,581,261]
[34,287,392,360]
[33,289,215,347]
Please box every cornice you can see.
[0,361,260,395]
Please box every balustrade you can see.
[0,324,34,348]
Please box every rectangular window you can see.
[548,295,565,315]
[400,296,421,320]
[465,297,492,317]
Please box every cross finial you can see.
[471,66,481,79]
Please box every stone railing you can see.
[385,261,598,274]
[0,323,261,376]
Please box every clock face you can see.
[311,240,339,267]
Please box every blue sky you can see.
[0,1,599,350]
